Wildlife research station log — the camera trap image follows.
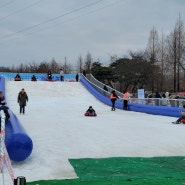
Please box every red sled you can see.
[84,113,97,117]
[181,119,185,123]
[47,80,56,82]
[14,78,21,81]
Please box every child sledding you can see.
[84,106,97,116]
[172,105,185,124]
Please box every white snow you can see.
[2,81,185,183]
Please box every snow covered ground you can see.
[2,81,185,183]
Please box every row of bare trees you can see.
[0,52,94,75]
[145,15,185,93]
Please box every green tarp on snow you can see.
[27,156,185,185]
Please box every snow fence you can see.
[0,76,33,161]
[80,77,180,118]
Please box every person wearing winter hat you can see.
[85,106,96,116]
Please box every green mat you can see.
[27,156,185,185]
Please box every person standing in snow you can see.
[17,88,28,114]
[47,70,52,81]
[60,69,64,81]
[123,90,130,110]
[110,90,119,111]
[75,73,79,82]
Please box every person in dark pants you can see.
[75,73,79,82]
[47,70,52,81]
[123,90,130,110]
[110,90,119,111]
[60,69,64,81]
[17,88,28,114]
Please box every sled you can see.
[47,79,56,82]
[14,77,21,81]
[84,112,97,117]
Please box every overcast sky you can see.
[0,0,185,68]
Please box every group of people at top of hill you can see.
[14,73,37,81]
[48,69,79,82]
[14,70,79,82]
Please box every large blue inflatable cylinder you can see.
[5,110,33,161]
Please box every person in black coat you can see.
[75,73,79,82]
[17,88,28,114]
[14,73,21,81]
[85,106,96,116]
[31,75,37,81]
[47,70,52,81]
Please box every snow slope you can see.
[2,81,184,183]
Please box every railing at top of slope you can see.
[85,74,123,98]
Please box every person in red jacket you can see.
[110,90,119,111]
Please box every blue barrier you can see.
[128,103,180,117]
[0,76,33,161]
[80,77,181,118]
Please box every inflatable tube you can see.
[80,77,181,118]
[0,76,33,161]
[5,110,33,161]
[128,103,180,117]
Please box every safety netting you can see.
[27,156,185,185]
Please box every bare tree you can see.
[145,27,160,91]
[76,55,84,73]
[157,31,173,92]
[61,57,72,73]
[84,52,93,74]
[167,15,185,92]
[49,58,60,73]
